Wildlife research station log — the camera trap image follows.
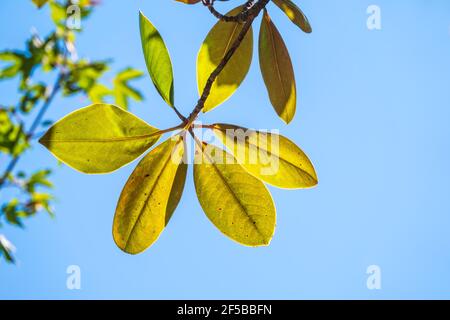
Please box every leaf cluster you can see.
[40,0,318,253]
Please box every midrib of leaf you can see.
[219,128,316,181]
[40,133,160,143]
[124,144,175,251]
[267,19,288,105]
[201,149,267,241]
[221,23,240,62]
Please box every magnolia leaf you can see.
[197,6,253,112]
[175,0,201,4]
[213,123,318,189]
[32,0,48,8]
[271,0,312,33]
[113,68,144,109]
[113,136,186,254]
[194,143,276,246]
[259,10,296,124]
[139,11,175,107]
[39,104,160,174]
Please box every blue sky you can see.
[1,0,450,299]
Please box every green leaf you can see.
[0,111,29,156]
[213,123,318,189]
[39,104,161,174]
[0,235,15,263]
[113,136,186,254]
[271,0,312,33]
[32,0,48,8]
[49,1,67,26]
[113,68,144,110]
[26,169,53,193]
[259,10,296,124]
[87,84,111,104]
[0,51,24,80]
[139,11,175,107]
[197,6,253,112]
[194,143,276,246]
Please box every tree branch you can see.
[185,0,270,128]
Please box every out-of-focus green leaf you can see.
[213,123,318,189]
[39,104,161,174]
[259,10,296,124]
[87,83,111,103]
[194,143,276,246]
[0,52,25,80]
[197,6,253,112]
[139,11,175,107]
[49,1,67,26]
[0,234,15,263]
[25,169,53,193]
[19,83,46,113]
[271,0,312,33]
[113,136,186,254]
[0,110,29,156]
[64,60,109,96]
[113,68,144,110]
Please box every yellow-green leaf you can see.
[140,11,175,107]
[39,104,160,174]
[113,136,186,254]
[32,0,48,8]
[194,143,276,246]
[213,123,318,189]
[271,0,312,33]
[197,6,253,112]
[259,10,296,124]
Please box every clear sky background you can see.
[1,0,450,299]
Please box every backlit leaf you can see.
[271,0,312,33]
[175,0,201,4]
[197,6,253,112]
[213,123,318,189]
[194,143,276,246]
[113,136,186,254]
[139,11,175,107]
[259,10,296,124]
[39,104,160,174]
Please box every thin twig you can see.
[203,0,255,22]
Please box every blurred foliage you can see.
[0,0,144,263]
